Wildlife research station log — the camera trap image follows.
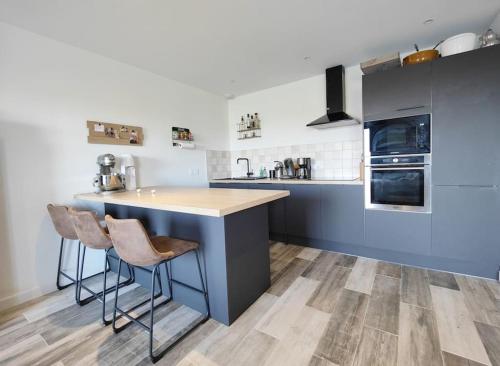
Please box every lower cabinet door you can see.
[431,185,500,261]
[365,209,431,255]
[320,185,364,245]
[248,183,286,235]
[285,185,322,239]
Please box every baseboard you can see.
[283,234,498,280]
[0,286,46,312]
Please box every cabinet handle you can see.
[396,105,425,112]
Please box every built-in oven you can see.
[365,155,431,213]
[364,114,431,157]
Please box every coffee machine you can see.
[93,154,125,192]
[297,157,312,180]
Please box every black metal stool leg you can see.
[195,250,210,318]
[102,249,111,325]
[112,258,123,332]
[74,241,81,302]
[76,244,86,304]
[148,252,210,363]
[57,238,76,289]
[164,262,173,300]
[56,237,71,290]
[149,264,160,362]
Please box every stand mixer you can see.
[93,154,125,192]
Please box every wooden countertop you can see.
[74,186,290,217]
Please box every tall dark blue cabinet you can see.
[430,45,500,278]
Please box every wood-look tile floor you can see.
[1,243,500,366]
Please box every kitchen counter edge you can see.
[209,178,364,185]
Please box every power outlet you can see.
[189,168,200,176]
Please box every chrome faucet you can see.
[237,158,253,177]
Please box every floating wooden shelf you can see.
[237,127,261,133]
[238,135,261,140]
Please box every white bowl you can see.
[440,33,478,57]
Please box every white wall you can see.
[0,22,228,309]
[228,65,364,151]
[225,65,364,177]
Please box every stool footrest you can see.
[113,294,171,333]
[77,272,134,306]
[170,278,205,294]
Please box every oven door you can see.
[365,165,431,213]
[364,114,431,157]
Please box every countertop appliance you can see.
[119,154,136,191]
[93,154,125,192]
[283,158,296,178]
[364,114,432,212]
[273,161,284,179]
[297,158,312,180]
[364,114,431,158]
[307,65,360,128]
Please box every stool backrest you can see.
[69,208,112,250]
[47,204,78,240]
[104,215,161,266]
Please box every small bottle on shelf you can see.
[255,113,260,128]
[246,114,251,129]
[240,116,245,131]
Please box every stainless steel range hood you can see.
[307,65,360,128]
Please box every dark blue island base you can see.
[105,203,271,325]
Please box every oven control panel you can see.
[370,155,426,165]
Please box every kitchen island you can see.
[75,186,289,325]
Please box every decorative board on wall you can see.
[87,121,143,146]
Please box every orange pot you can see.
[403,50,440,66]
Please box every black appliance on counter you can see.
[364,114,431,213]
[297,158,312,180]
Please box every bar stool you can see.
[47,204,83,300]
[68,208,135,323]
[105,214,210,363]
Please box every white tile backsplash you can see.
[207,139,363,180]
[206,150,231,179]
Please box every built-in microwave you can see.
[364,114,431,158]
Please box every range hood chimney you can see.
[307,65,359,128]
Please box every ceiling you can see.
[1,0,499,96]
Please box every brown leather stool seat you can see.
[70,208,113,250]
[104,215,209,363]
[69,209,134,322]
[47,204,82,297]
[149,236,199,261]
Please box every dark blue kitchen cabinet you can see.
[432,45,500,186]
[284,185,322,240]
[320,185,364,245]
[363,62,431,121]
[209,182,249,189]
[246,183,286,236]
[431,185,500,263]
[364,210,431,256]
